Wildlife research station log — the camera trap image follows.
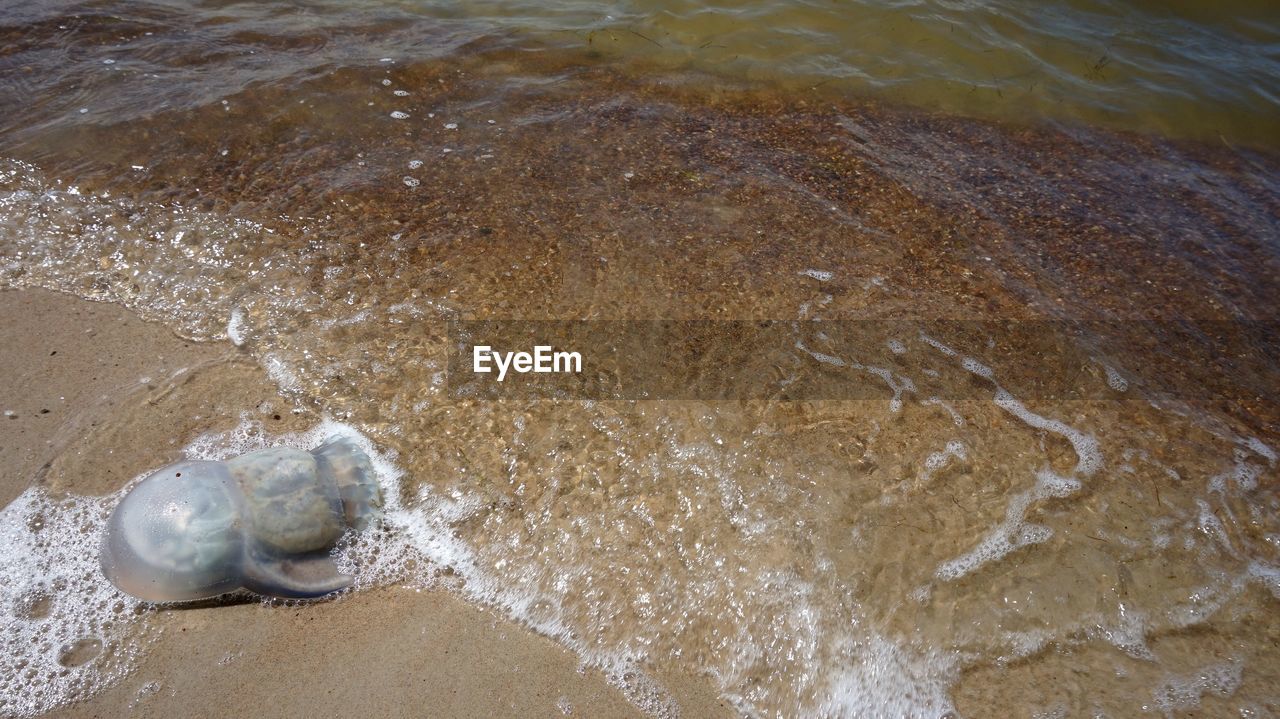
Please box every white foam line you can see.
[795,340,846,367]
[992,389,1102,477]
[921,331,1102,477]
[795,342,917,412]
[919,335,1103,582]
[798,269,833,282]
[864,365,915,414]
[225,308,246,346]
[935,469,1080,581]
[220,420,686,718]
[918,332,956,357]
[1238,435,1276,465]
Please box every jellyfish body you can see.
[100,436,381,602]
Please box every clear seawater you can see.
[1,1,1278,716]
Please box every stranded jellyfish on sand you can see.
[100,437,382,602]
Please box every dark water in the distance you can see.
[2,0,1279,147]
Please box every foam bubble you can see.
[921,440,966,483]
[924,337,1104,479]
[1090,603,1153,660]
[1194,498,1240,558]
[262,352,303,393]
[960,356,994,380]
[1032,705,1067,719]
[0,489,154,718]
[798,269,833,281]
[1001,628,1052,661]
[813,636,957,718]
[0,158,280,340]
[313,309,373,331]
[1246,561,1280,599]
[1208,451,1261,494]
[929,379,1100,580]
[226,308,246,346]
[1103,364,1128,392]
[1149,660,1243,714]
[1165,576,1245,629]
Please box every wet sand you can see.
[0,288,728,719]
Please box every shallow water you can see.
[1,1,1280,717]
[2,0,1279,147]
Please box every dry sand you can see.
[0,288,729,719]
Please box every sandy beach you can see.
[2,1,1277,715]
[1,288,726,719]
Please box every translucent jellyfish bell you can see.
[100,436,382,602]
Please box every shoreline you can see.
[1,12,1276,712]
[1,288,728,719]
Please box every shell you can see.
[100,436,381,602]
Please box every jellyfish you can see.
[100,436,381,602]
